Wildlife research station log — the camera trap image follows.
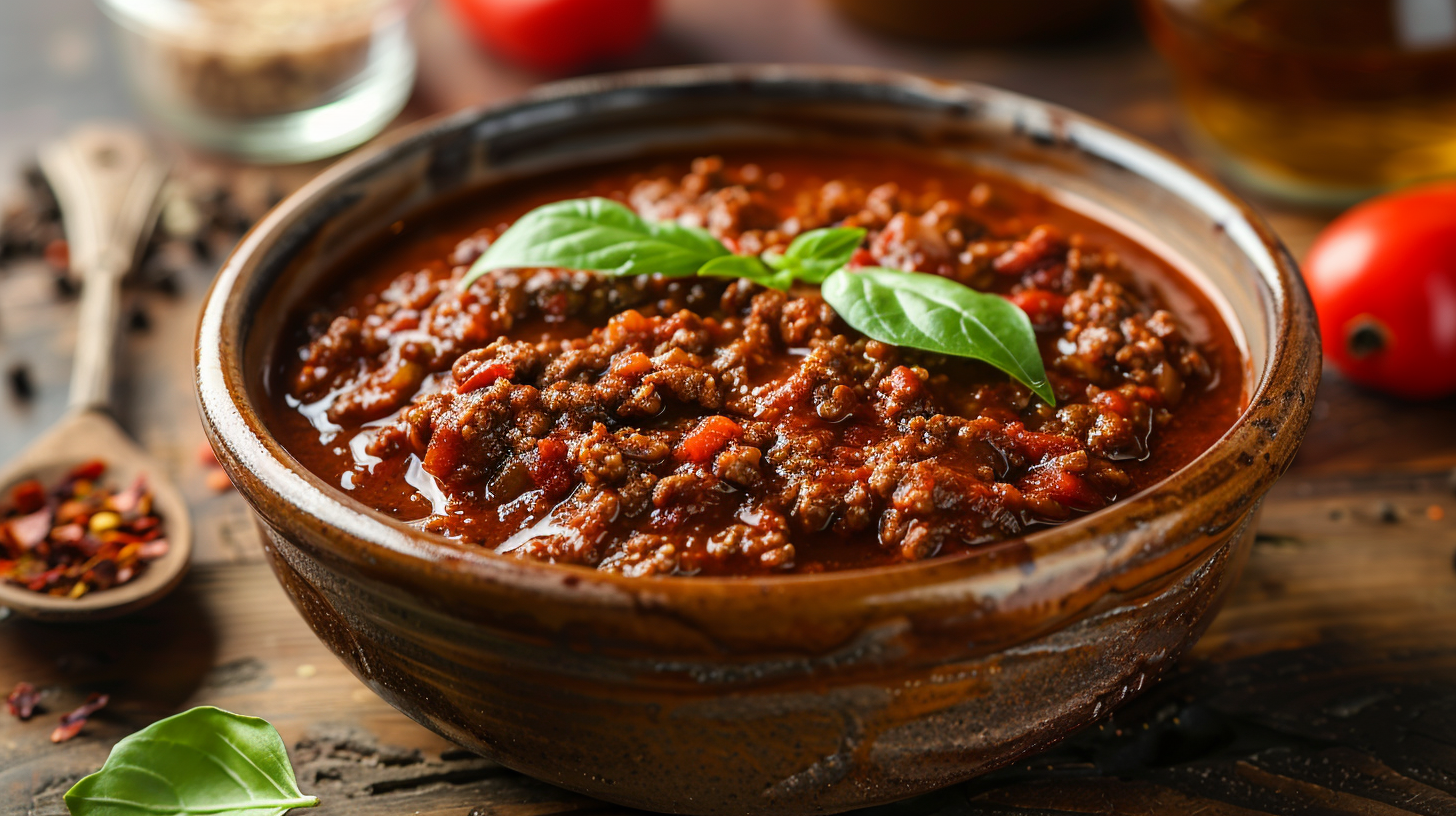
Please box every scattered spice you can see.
[7,363,34,401]
[6,682,42,720]
[51,693,108,743]
[127,306,152,333]
[0,163,63,265]
[1,158,265,290]
[43,238,70,272]
[0,460,168,597]
[53,274,79,299]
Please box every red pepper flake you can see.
[8,508,53,549]
[0,462,167,597]
[6,682,41,720]
[50,693,107,743]
[43,238,70,272]
[68,460,106,482]
[10,480,45,515]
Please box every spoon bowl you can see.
[0,410,192,621]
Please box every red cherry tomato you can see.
[1304,182,1456,399]
[444,0,657,73]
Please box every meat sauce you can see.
[268,147,1245,577]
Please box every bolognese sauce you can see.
[269,147,1244,576]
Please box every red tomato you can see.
[444,0,657,73]
[1304,182,1456,399]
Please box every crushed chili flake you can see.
[50,692,107,743]
[6,682,41,720]
[0,460,168,597]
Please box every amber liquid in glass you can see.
[1143,0,1456,203]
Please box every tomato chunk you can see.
[675,416,742,464]
[1019,467,1105,512]
[456,362,515,394]
[1008,288,1066,328]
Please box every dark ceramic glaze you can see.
[196,66,1319,815]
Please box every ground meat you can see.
[275,152,1240,576]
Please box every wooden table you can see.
[2,2,1455,814]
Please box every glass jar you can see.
[97,0,418,163]
[1142,0,1456,205]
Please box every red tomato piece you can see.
[1018,467,1105,512]
[1008,288,1066,328]
[993,225,1064,275]
[528,438,573,497]
[1005,422,1081,461]
[1304,182,1456,399]
[1092,388,1130,417]
[609,351,653,379]
[675,416,742,464]
[443,0,657,73]
[847,248,878,268]
[456,362,514,394]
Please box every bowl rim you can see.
[196,63,1318,601]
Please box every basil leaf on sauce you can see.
[698,253,795,290]
[457,197,1050,404]
[822,267,1055,404]
[763,227,867,283]
[65,706,320,816]
[462,197,728,287]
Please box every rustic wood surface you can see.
[2,1,1455,814]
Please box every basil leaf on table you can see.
[822,267,1055,404]
[461,197,728,287]
[65,706,319,816]
[762,226,867,283]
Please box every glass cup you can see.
[1141,0,1456,205]
[96,0,418,163]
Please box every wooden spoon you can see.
[0,125,190,621]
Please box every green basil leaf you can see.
[462,197,728,287]
[822,267,1055,404]
[65,706,319,816]
[698,254,795,290]
[769,227,867,283]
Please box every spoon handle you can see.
[39,126,168,414]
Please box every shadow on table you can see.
[2,571,220,730]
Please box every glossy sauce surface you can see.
[268,147,1245,576]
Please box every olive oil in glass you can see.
[1142,0,1456,204]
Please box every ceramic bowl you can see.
[196,65,1319,815]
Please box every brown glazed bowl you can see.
[196,66,1318,815]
